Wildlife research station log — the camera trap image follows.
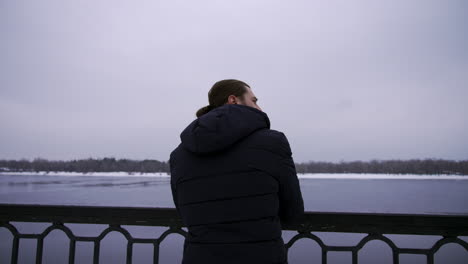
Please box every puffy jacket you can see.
[169,104,304,264]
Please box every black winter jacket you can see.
[169,104,305,264]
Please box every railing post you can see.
[36,237,43,264]
[93,241,100,264]
[392,251,399,264]
[69,240,76,264]
[126,241,133,264]
[11,236,19,264]
[321,249,327,264]
[352,250,358,264]
[153,242,160,264]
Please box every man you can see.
[169,79,304,264]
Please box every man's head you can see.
[226,86,261,111]
[196,79,262,117]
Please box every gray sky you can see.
[1,0,467,163]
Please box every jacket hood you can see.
[180,104,271,154]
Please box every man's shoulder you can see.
[247,129,292,157]
[169,143,183,165]
[252,128,286,141]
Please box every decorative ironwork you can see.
[1,204,467,264]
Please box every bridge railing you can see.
[1,204,467,264]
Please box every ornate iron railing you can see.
[0,204,467,264]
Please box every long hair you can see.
[196,79,250,118]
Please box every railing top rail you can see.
[1,203,467,236]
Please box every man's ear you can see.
[227,95,237,104]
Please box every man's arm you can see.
[169,154,183,219]
[274,133,305,226]
[248,131,305,226]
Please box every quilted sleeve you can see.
[274,132,305,226]
[169,153,183,219]
[247,131,305,227]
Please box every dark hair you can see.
[195,79,250,118]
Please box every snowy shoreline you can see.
[0,171,467,179]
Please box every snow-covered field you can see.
[0,171,167,177]
[0,171,466,179]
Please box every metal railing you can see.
[1,204,467,264]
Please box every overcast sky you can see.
[1,0,467,163]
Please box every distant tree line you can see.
[295,159,468,175]
[0,158,168,173]
[0,158,467,175]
